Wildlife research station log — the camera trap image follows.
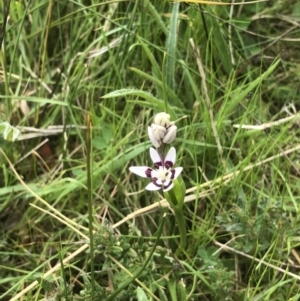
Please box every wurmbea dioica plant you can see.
[130,112,186,254]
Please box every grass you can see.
[1,0,300,300]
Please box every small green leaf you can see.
[136,287,149,301]
[0,122,21,141]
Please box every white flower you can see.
[129,147,183,192]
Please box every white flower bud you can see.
[151,124,166,140]
[148,126,161,148]
[148,112,177,147]
[154,112,170,127]
[163,124,177,144]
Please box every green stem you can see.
[86,113,95,297]
[174,207,186,256]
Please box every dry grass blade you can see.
[233,113,300,130]
[172,0,269,4]
[213,241,300,281]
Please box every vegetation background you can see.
[1,0,300,300]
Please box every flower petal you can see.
[145,182,162,191]
[148,126,161,148]
[163,178,172,186]
[129,166,152,178]
[150,169,159,178]
[153,177,163,185]
[164,147,176,168]
[172,167,183,179]
[149,147,162,167]
[163,182,174,192]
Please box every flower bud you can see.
[148,112,177,148]
[151,124,166,140]
[154,112,171,127]
[148,126,161,148]
[163,124,177,144]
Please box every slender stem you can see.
[0,0,11,116]
[58,248,69,301]
[86,113,95,297]
[162,52,168,111]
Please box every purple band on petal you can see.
[154,161,163,169]
[152,178,163,188]
[164,160,173,169]
[170,169,176,179]
[163,181,172,190]
[145,168,153,178]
